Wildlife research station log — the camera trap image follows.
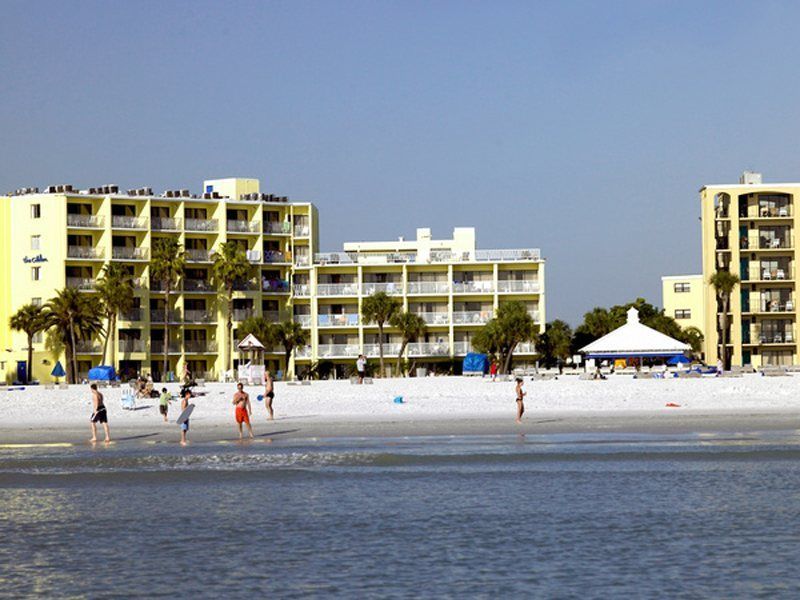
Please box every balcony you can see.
[363,282,403,295]
[752,328,795,345]
[112,216,148,229]
[185,340,218,353]
[497,280,540,293]
[453,281,494,294]
[151,217,181,231]
[318,314,359,327]
[150,309,182,323]
[417,312,449,325]
[184,278,214,292]
[759,300,795,313]
[407,281,450,294]
[261,310,282,323]
[317,283,359,296]
[246,250,262,263]
[185,218,218,232]
[264,221,292,235]
[294,254,310,266]
[474,249,540,262]
[233,308,255,321]
[151,341,182,354]
[453,310,493,325]
[74,340,102,354]
[67,214,104,228]
[232,280,259,292]
[317,344,360,358]
[112,247,149,261]
[294,224,310,237]
[227,220,260,234]
[758,235,793,250]
[67,246,104,259]
[515,342,537,354]
[755,205,792,218]
[120,308,144,322]
[294,314,312,328]
[406,342,450,357]
[264,250,290,264]
[262,278,290,293]
[295,345,312,358]
[186,248,211,262]
[294,283,310,296]
[315,252,414,265]
[452,341,471,355]
[184,309,215,323]
[363,342,402,356]
[66,277,95,291]
[529,310,541,322]
[118,340,146,353]
[751,267,792,281]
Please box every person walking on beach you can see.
[159,387,170,422]
[179,388,191,446]
[356,354,366,384]
[264,370,275,421]
[515,377,526,423]
[89,383,111,444]
[233,383,254,439]
[489,360,498,382]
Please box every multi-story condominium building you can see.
[661,274,705,335]
[0,177,544,382]
[701,171,798,367]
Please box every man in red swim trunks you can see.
[232,382,254,440]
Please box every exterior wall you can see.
[661,275,705,334]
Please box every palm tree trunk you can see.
[70,321,78,384]
[503,343,516,374]
[109,314,117,370]
[163,284,170,382]
[65,343,74,384]
[284,345,292,379]
[26,333,33,384]
[721,295,729,371]
[227,291,234,375]
[396,341,408,376]
[100,312,111,365]
[377,323,385,377]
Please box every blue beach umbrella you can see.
[666,355,691,365]
[51,361,66,380]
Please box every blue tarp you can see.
[463,353,489,374]
[88,365,116,381]
[667,355,691,365]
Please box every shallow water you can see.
[2,432,800,598]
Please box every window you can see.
[31,266,41,281]
[674,283,691,293]
[31,297,42,306]
[31,235,41,250]
[31,204,41,218]
[674,309,691,319]
[33,332,43,344]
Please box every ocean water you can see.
[2,433,800,599]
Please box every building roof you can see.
[237,334,265,351]
[580,308,690,358]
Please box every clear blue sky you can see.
[3,0,800,325]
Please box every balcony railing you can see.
[68,245,103,259]
[317,283,359,296]
[417,312,449,325]
[112,216,148,229]
[317,344,360,358]
[120,308,144,322]
[260,311,281,323]
[295,345,313,358]
[294,314,312,328]
[151,341,182,354]
[232,280,259,291]
[475,249,541,262]
[118,340,146,353]
[318,314,359,327]
[453,281,494,294]
[497,280,540,293]
[151,217,181,231]
[452,341,471,355]
[293,283,310,296]
[407,342,450,357]
[262,279,290,293]
[185,340,218,353]
[233,308,255,321]
[756,205,792,218]
[265,221,292,235]
[185,218,218,232]
[264,250,290,263]
[246,250,261,263]
[515,342,537,354]
[407,281,450,294]
[227,220,260,233]
[294,254,310,266]
[74,340,101,354]
[315,252,414,265]
[66,277,95,291]
[363,343,402,356]
[529,310,541,322]
[112,247,149,260]
[150,309,182,323]
[760,300,795,313]
[753,267,793,281]
[67,214,104,228]
[453,310,493,324]
[758,236,794,250]
[752,328,796,344]
[294,225,310,237]
[363,282,403,295]
[184,309,215,323]
[184,278,214,292]
[186,249,211,262]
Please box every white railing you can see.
[294,314,312,327]
[529,311,540,322]
[184,309,214,322]
[294,253,310,266]
[363,282,403,295]
[233,309,255,321]
[407,342,450,357]
[452,281,494,294]
[151,341,182,354]
[497,280,540,293]
[453,310,493,324]
[264,250,289,263]
[294,283,310,296]
[315,252,416,265]
[314,252,357,265]
[118,340,145,353]
[452,341,471,354]
[318,313,359,327]
[112,216,148,229]
[185,340,218,353]
[417,312,449,325]
[151,217,181,230]
[295,345,312,358]
[185,218,218,232]
[67,214,103,228]
[317,344,360,358]
[313,249,541,265]
[407,281,450,294]
[66,277,94,290]
[317,283,359,296]
[294,225,310,237]
[186,249,211,262]
[515,342,537,354]
[184,278,214,292]
[112,247,149,260]
[363,342,402,356]
[150,309,182,323]
[475,249,541,262]
[246,250,261,263]
[265,221,292,234]
[67,246,103,259]
[262,279,290,293]
[227,220,260,233]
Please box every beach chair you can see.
[110,380,121,388]
[121,392,136,410]
[58,382,69,390]
[44,383,55,390]
[196,378,206,388]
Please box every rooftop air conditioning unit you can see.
[180,189,190,197]
[46,185,56,193]
[740,171,763,185]
[203,193,212,199]
[127,189,137,196]
[108,185,118,194]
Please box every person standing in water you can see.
[515,377,526,423]
[159,387,170,422]
[89,383,111,443]
[263,371,275,421]
[233,383,254,439]
[179,388,191,446]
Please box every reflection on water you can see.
[2,433,800,598]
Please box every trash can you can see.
[415,367,427,378]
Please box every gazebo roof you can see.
[579,308,690,358]
[237,333,265,351]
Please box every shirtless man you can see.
[264,371,275,421]
[89,383,111,443]
[232,383,254,439]
[515,377,526,423]
[179,388,191,446]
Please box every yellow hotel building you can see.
[701,171,798,367]
[0,177,545,382]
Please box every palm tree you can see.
[275,320,307,380]
[96,263,134,367]
[211,242,252,375]
[150,238,186,381]
[9,304,47,383]
[361,292,401,377]
[237,316,278,349]
[44,288,104,383]
[389,311,427,376]
[710,270,740,370]
[473,302,536,374]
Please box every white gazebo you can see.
[580,307,690,361]
[237,334,266,383]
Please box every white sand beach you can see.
[1,374,800,444]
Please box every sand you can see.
[1,374,799,445]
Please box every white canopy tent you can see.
[580,308,690,359]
